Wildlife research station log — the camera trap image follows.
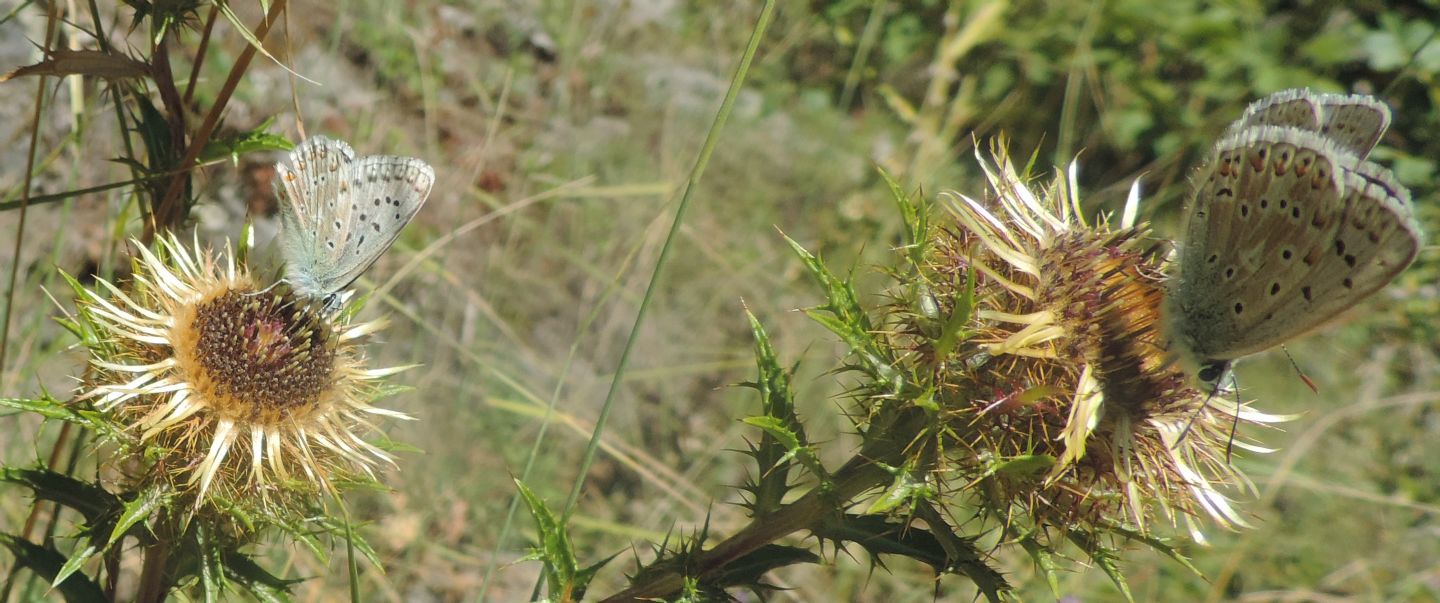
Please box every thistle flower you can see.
[73,233,408,506]
[918,147,1286,541]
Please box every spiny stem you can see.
[135,512,177,603]
[599,408,931,602]
[598,457,893,602]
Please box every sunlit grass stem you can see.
[557,0,777,520]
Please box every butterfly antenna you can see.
[1173,383,1219,449]
[1280,344,1319,394]
[1224,372,1242,461]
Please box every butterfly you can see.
[273,135,434,311]
[1166,89,1423,388]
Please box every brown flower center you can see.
[189,290,336,421]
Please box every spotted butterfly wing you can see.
[274,135,435,301]
[1225,89,1391,157]
[1170,125,1421,363]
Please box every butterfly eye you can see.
[1197,362,1227,384]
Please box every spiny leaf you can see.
[1016,531,1061,598]
[812,513,1008,601]
[52,542,102,589]
[0,467,118,524]
[784,234,904,387]
[878,166,930,269]
[0,533,107,602]
[739,310,803,514]
[865,461,936,514]
[109,486,167,546]
[312,516,381,569]
[516,478,603,601]
[1110,525,1204,578]
[0,397,113,437]
[912,501,1009,600]
[978,454,1055,480]
[225,551,301,603]
[131,93,190,210]
[1067,529,1134,602]
[740,416,826,486]
[707,544,818,593]
[0,49,148,82]
[199,118,293,165]
[196,521,227,603]
[934,264,976,360]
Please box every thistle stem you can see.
[599,408,927,603]
[135,516,175,603]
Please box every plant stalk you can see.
[598,407,931,602]
[151,0,287,239]
[598,456,892,602]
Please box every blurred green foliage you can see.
[803,0,1440,212]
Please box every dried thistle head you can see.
[886,145,1286,542]
[72,233,408,511]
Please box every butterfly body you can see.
[1167,90,1422,384]
[274,136,434,309]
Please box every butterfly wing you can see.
[275,136,359,297]
[1226,88,1322,134]
[1313,93,1390,157]
[1170,126,1421,361]
[1226,89,1390,157]
[303,154,435,294]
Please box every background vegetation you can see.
[1,0,1438,600]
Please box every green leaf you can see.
[1067,529,1134,602]
[708,544,818,591]
[225,551,301,603]
[52,542,102,589]
[199,118,294,165]
[784,234,900,384]
[812,514,1008,601]
[0,467,118,524]
[740,416,826,485]
[109,486,166,546]
[0,533,107,602]
[1110,525,1203,578]
[879,166,930,269]
[739,310,805,514]
[311,516,381,569]
[1017,531,1061,598]
[980,454,1055,480]
[934,264,976,360]
[0,397,108,434]
[516,478,604,600]
[196,521,228,603]
[865,461,935,514]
